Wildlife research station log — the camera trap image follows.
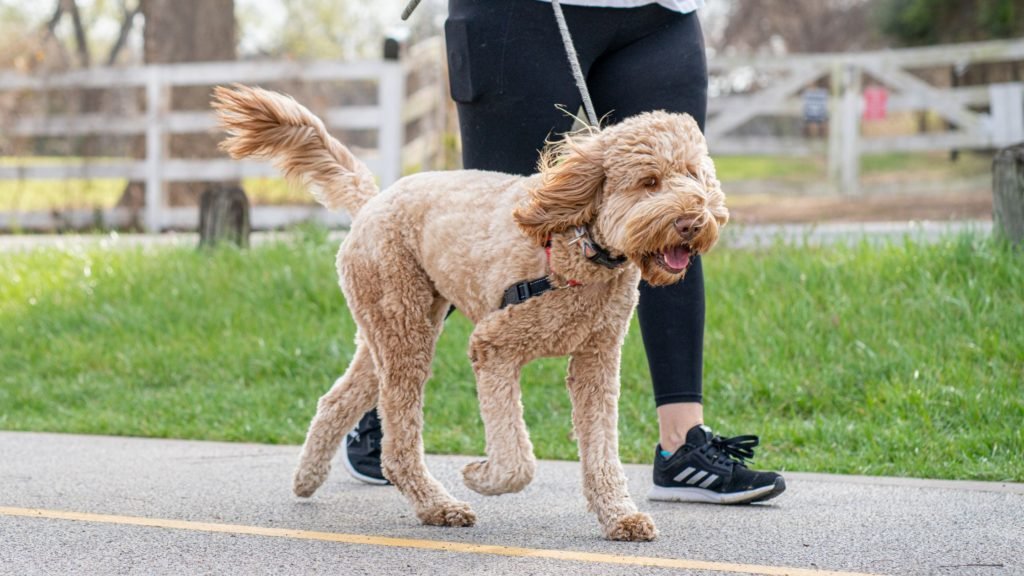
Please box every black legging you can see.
[446,0,708,406]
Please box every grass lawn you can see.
[1,230,1021,481]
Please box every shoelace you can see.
[704,434,760,466]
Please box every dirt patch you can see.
[729,191,993,224]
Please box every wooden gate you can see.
[706,38,1024,194]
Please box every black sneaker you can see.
[343,409,390,485]
[648,424,785,504]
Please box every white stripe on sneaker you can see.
[687,470,708,485]
[647,482,779,504]
[673,466,696,483]
[698,474,719,489]
[342,454,390,486]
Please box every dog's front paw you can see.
[462,458,534,496]
[293,463,330,498]
[417,500,477,527]
[605,512,658,542]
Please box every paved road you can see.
[0,220,994,253]
[1,432,1021,575]
[717,220,992,249]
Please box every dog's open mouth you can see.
[655,245,692,274]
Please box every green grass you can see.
[0,151,994,211]
[713,155,820,182]
[860,151,992,180]
[711,151,991,183]
[1,231,1021,481]
[861,151,988,175]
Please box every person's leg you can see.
[587,7,784,503]
[586,7,708,454]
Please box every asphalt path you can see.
[1,432,1021,575]
[0,218,1014,575]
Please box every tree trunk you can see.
[993,144,1024,245]
[119,0,239,211]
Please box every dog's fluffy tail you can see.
[212,85,378,216]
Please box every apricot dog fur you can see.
[213,85,727,541]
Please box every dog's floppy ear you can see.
[513,132,605,245]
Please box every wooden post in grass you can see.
[198,186,250,249]
[993,144,1024,245]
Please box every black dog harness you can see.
[500,226,627,308]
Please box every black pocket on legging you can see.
[444,18,478,103]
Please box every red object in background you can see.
[863,86,888,121]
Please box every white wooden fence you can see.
[0,37,447,232]
[2,37,1023,231]
[707,38,1024,194]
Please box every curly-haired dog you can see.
[213,85,728,541]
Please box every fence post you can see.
[989,83,1024,148]
[840,63,862,196]
[144,67,167,232]
[993,144,1024,245]
[378,62,406,188]
[827,63,843,188]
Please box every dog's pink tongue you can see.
[664,246,691,270]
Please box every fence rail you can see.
[707,38,1024,194]
[0,37,447,232]
[1,37,1023,231]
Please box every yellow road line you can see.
[0,506,881,576]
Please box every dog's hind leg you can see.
[293,338,379,497]
[567,347,657,542]
[364,291,476,527]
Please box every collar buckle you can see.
[570,226,627,269]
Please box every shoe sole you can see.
[647,477,786,504]
[342,452,390,486]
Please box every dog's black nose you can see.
[674,217,701,240]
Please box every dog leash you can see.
[401,0,599,128]
[549,0,599,128]
[400,0,421,21]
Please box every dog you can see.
[213,85,728,541]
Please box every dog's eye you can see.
[641,176,660,190]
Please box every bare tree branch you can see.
[41,0,72,67]
[721,0,878,54]
[64,0,91,67]
[106,1,142,66]
[46,0,65,35]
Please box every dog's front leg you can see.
[567,348,657,541]
[461,334,536,496]
[369,301,477,528]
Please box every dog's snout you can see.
[674,217,701,240]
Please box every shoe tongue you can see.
[686,424,713,447]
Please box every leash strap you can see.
[400,0,421,20]
[550,0,599,127]
[500,277,554,309]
